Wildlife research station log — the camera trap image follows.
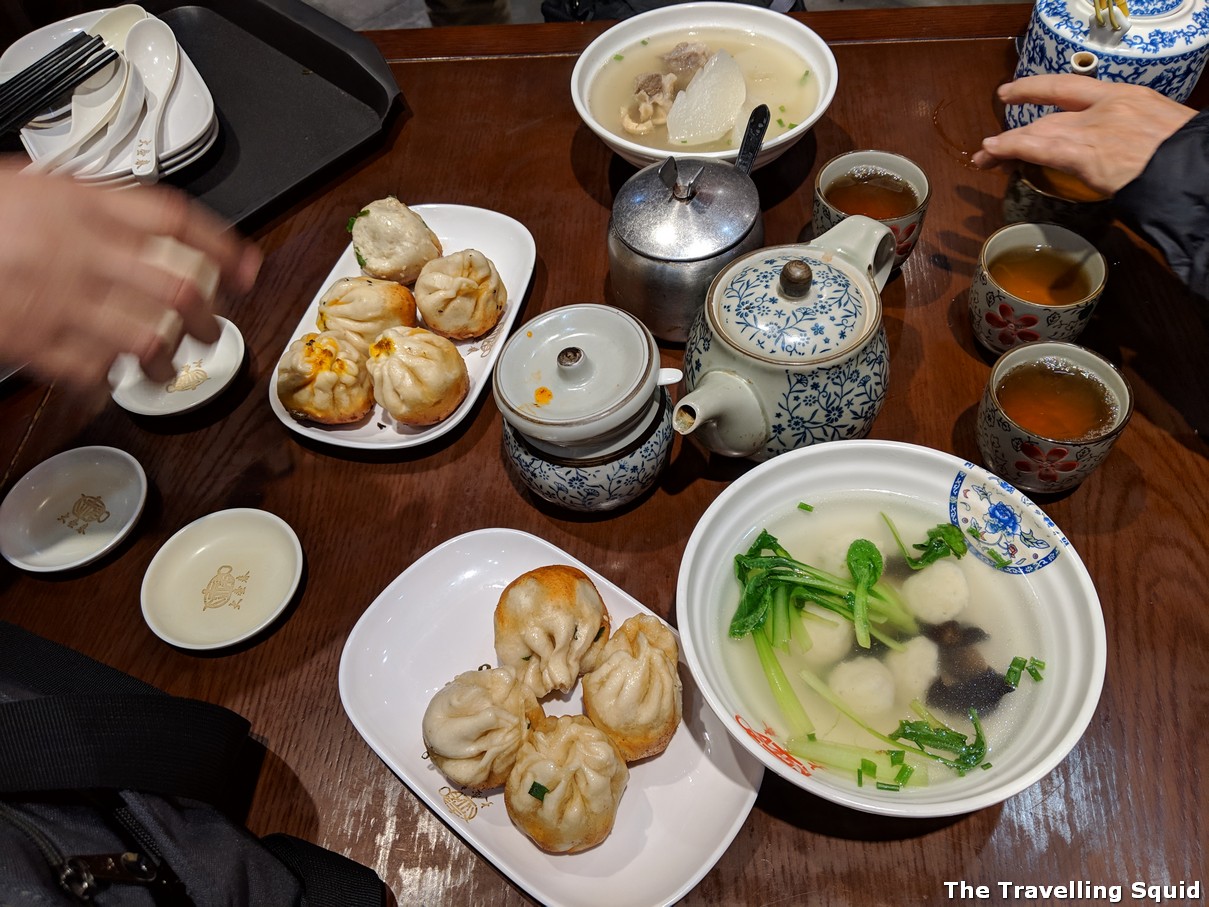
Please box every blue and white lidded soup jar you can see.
[492,304,680,513]
[1008,0,1209,127]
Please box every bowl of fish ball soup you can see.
[676,439,1106,817]
[571,2,837,170]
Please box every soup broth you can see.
[996,357,1119,441]
[720,495,1042,786]
[589,28,818,153]
[988,245,1094,306]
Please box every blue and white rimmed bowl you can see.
[676,439,1106,817]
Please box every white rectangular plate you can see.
[269,204,535,449]
[338,528,763,907]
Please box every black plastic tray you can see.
[139,0,403,229]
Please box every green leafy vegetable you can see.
[845,539,883,648]
[883,515,968,570]
[345,209,369,233]
[797,502,814,512]
[353,246,366,269]
[528,781,548,802]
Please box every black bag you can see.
[0,621,388,907]
[541,0,803,23]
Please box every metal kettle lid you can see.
[707,244,882,365]
[611,156,762,262]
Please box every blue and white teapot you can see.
[1008,0,1209,127]
[674,216,895,461]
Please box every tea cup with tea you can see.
[976,340,1133,495]
[812,150,931,268]
[968,222,1107,355]
[1003,163,1113,239]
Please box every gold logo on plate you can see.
[166,359,210,393]
[57,494,111,534]
[202,565,250,611]
[439,787,491,822]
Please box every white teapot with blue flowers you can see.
[1008,0,1209,127]
[673,215,896,461]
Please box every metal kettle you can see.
[606,106,769,342]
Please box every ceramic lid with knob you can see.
[611,156,762,263]
[493,304,667,446]
[705,243,885,365]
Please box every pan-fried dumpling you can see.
[276,330,373,424]
[582,614,682,761]
[316,276,416,355]
[504,714,628,853]
[366,326,469,426]
[413,249,507,340]
[348,197,442,285]
[422,666,544,794]
[494,565,611,699]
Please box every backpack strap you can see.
[0,622,250,803]
[261,834,389,907]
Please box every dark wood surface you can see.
[2,7,1207,905]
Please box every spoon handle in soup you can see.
[735,104,770,176]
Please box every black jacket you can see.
[1115,107,1209,299]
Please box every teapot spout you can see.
[673,369,768,458]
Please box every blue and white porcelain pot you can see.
[1008,0,1209,127]
[493,304,680,512]
[675,215,896,461]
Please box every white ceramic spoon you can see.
[57,63,145,176]
[89,4,148,54]
[126,17,179,185]
[23,56,128,173]
[24,5,147,127]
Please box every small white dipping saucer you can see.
[141,508,303,650]
[109,317,244,416]
[0,446,147,572]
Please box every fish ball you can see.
[901,559,969,624]
[828,657,896,718]
[884,635,940,704]
[799,604,854,670]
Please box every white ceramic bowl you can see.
[570,2,837,170]
[676,439,1106,817]
[0,446,147,572]
[141,508,303,650]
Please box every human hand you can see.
[972,75,1197,196]
[0,160,262,387]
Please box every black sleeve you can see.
[1113,107,1209,300]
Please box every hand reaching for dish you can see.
[0,159,261,387]
[973,75,1197,196]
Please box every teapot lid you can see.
[611,157,761,262]
[1038,0,1209,51]
[706,244,882,365]
[493,304,659,445]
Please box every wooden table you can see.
[2,6,1207,904]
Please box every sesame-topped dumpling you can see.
[413,249,507,340]
[316,276,416,355]
[494,565,611,699]
[348,197,442,285]
[366,326,469,426]
[276,330,373,424]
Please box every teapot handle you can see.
[815,215,896,293]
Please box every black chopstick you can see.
[0,32,98,113]
[0,34,106,124]
[0,47,118,138]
